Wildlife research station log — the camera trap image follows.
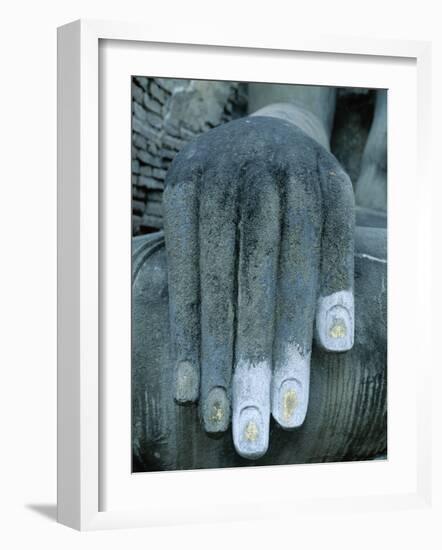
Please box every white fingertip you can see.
[232,360,271,460]
[315,290,354,351]
[271,345,310,429]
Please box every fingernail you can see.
[326,305,352,349]
[316,290,354,351]
[202,387,230,433]
[232,360,271,459]
[235,406,268,459]
[175,360,199,403]
[272,345,310,428]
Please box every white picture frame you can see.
[57,19,433,531]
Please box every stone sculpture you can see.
[132,83,387,470]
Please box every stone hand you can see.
[163,114,355,459]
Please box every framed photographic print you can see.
[57,19,432,530]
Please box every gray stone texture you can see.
[132,82,385,235]
[248,83,337,139]
[331,88,376,185]
[130,83,388,468]
[355,90,388,210]
[162,116,355,444]
[132,223,387,471]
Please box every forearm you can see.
[250,102,331,151]
[248,83,336,142]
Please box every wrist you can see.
[250,102,330,151]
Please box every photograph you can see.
[131,77,388,472]
[3,0,433,541]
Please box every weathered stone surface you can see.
[150,81,168,104]
[132,186,147,201]
[132,215,142,234]
[164,80,233,134]
[179,127,198,141]
[132,225,386,471]
[147,190,163,203]
[136,149,162,168]
[131,82,388,466]
[132,132,147,150]
[145,200,163,217]
[163,115,354,455]
[138,176,164,190]
[134,76,149,91]
[141,214,163,229]
[131,82,143,103]
[355,90,387,210]
[163,120,181,138]
[146,111,163,129]
[331,89,375,185]
[133,101,148,123]
[139,165,153,177]
[356,206,387,228]
[131,77,247,234]
[132,118,161,144]
[248,84,337,138]
[131,160,140,174]
[132,80,381,235]
[143,93,162,115]
[132,200,145,215]
[251,103,330,151]
[162,134,185,151]
[159,148,176,160]
[152,168,167,180]
[156,78,190,93]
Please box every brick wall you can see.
[131,77,247,235]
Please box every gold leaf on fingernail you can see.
[329,319,347,339]
[283,388,298,421]
[210,401,224,423]
[244,421,259,442]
